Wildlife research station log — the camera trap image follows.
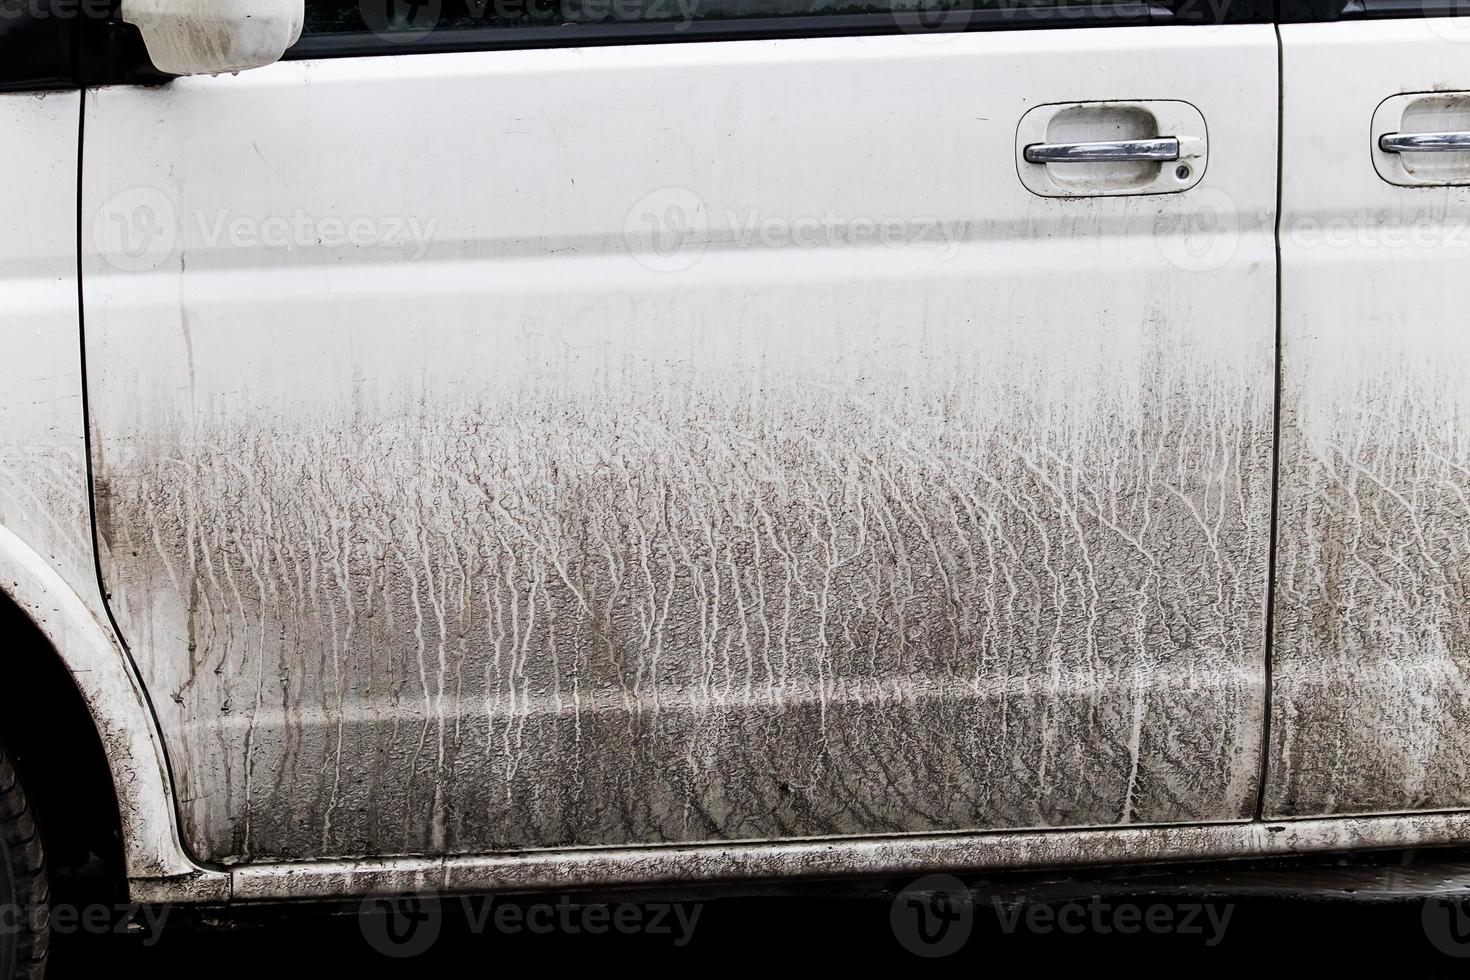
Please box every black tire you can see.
[0,741,47,980]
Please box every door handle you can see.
[1372,93,1470,187]
[1378,131,1470,154]
[1016,101,1206,197]
[1023,137,1181,165]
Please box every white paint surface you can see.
[83,28,1279,866]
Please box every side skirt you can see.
[132,810,1470,905]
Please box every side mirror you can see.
[121,0,305,77]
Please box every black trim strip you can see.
[1278,0,1469,20]
[1254,21,1284,823]
[286,4,1196,60]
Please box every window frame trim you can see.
[1278,0,1468,20]
[284,1,1269,62]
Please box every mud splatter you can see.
[101,333,1271,863]
[1270,349,1470,816]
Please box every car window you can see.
[308,0,1115,38]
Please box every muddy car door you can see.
[82,7,1279,863]
[1270,16,1470,818]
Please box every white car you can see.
[3,0,1470,974]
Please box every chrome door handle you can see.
[1023,137,1181,165]
[1378,131,1470,153]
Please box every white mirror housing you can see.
[121,0,305,77]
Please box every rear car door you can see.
[82,6,1279,864]
[1271,15,1470,817]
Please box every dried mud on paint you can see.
[102,339,1272,862]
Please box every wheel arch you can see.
[0,523,223,902]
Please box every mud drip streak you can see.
[1270,354,1470,815]
[106,354,1272,860]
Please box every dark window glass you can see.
[306,0,1118,39]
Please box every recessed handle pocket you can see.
[1016,101,1207,198]
[1372,93,1470,186]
